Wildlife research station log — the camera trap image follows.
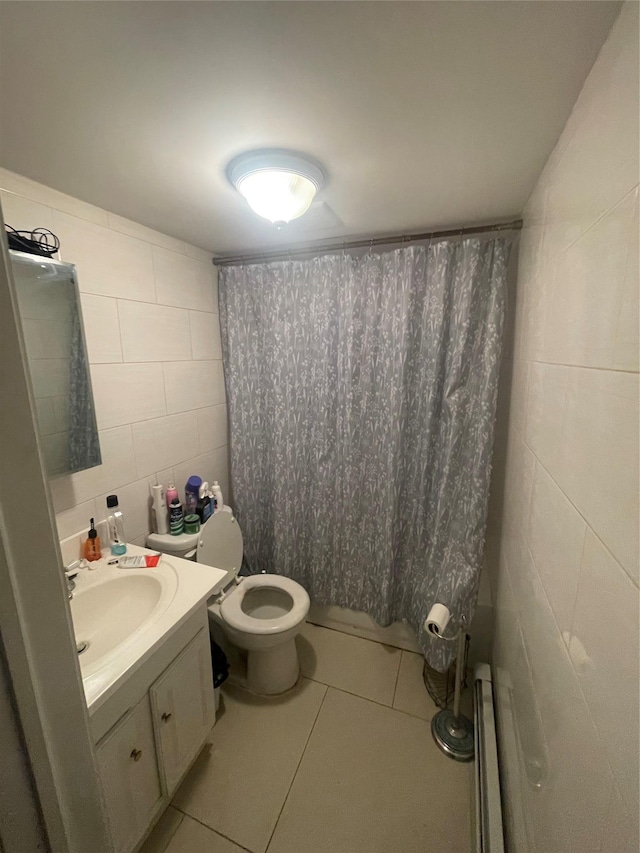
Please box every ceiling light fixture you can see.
[226,149,325,225]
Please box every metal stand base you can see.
[431,708,475,762]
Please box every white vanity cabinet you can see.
[150,628,216,792]
[94,612,216,853]
[96,696,162,853]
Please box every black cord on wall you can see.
[5,224,60,257]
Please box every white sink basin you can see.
[71,572,176,673]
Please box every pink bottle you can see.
[165,483,178,512]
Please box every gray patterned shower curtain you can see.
[219,238,510,669]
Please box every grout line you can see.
[264,684,329,853]
[524,358,639,376]
[169,807,254,853]
[303,674,435,724]
[391,650,402,708]
[519,430,639,591]
[306,619,417,654]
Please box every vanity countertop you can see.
[70,544,227,713]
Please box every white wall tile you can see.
[506,359,529,437]
[49,425,136,512]
[152,247,215,312]
[555,368,639,582]
[613,188,639,371]
[493,9,639,853]
[601,782,639,853]
[1,166,229,556]
[197,404,228,455]
[527,462,586,636]
[569,529,639,818]
[541,189,638,369]
[91,362,166,429]
[182,244,214,264]
[524,363,568,473]
[172,444,229,506]
[55,211,156,303]
[132,411,199,478]
[163,360,218,414]
[544,5,639,253]
[98,478,151,542]
[106,212,186,254]
[501,430,536,574]
[189,310,222,360]
[0,167,109,226]
[0,191,56,233]
[118,300,191,363]
[508,551,615,853]
[80,294,122,364]
[55,498,96,541]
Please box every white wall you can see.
[0,167,229,548]
[488,4,639,852]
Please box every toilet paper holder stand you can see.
[428,616,475,762]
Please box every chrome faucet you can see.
[64,561,80,600]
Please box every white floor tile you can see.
[139,806,183,853]
[392,651,439,721]
[298,623,401,706]
[165,815,247,853]
[267,687,471,853]
[172,679,326,853]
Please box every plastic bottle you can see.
[106,495,127,556]
[165,483,179,511]
[169,498,184,536]
[212,481,223,512]
[196,481,212,524]
[83,517,101,562]
[185,475,202,517]
[151,484,169,535]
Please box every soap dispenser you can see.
[83,518,101,562]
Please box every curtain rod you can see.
[212,218,523,267]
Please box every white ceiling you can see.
[0,1,620,253]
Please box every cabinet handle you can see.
[130,748,142,762]
[161,712,172,722]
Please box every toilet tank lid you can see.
[146,530,200,555]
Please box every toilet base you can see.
[246,638,300,695]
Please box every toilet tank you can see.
[146,530,200,561]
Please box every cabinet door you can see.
[96,695,162,853]
[150,628,215,793]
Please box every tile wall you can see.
[487,4,639,852]
[0,167,229,547]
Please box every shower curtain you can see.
[219,238,510,669]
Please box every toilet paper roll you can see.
[424,603,451,636]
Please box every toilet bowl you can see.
[147,510,309,695]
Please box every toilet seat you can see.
[220,574,310,635]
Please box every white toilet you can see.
[147,510,310,695]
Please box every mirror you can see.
[9,250,101,478]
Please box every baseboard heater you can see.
[473,663,505,853]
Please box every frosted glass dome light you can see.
[227,150,325,225]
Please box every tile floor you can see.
[141,622,472,853]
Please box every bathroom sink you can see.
[70,573,175,672]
